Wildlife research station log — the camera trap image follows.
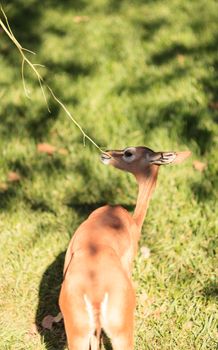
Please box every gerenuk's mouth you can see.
[100,152,112,164]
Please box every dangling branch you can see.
[0,6,105,153]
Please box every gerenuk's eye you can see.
[124,150,133,157]
[123,148,136,162]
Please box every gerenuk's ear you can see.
[171,151,191,164]
[148,150,191,165]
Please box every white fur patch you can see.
[84,294,95,331]
[100,154,112,165]
[100,292,108,326]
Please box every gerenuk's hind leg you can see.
[102,282,135,350]
[60,287,93,350]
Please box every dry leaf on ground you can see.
[37,143,56,155]
[42,312,62,330]
[209,102,218,110]
[177,54,185,65]
[183,321,193,330]
[140,246,150,259]
[7,171,21,182]
[0,182,8,191]
[139,293,154,306]
[73,16,89,23]
[139,292,149,303]
[193,160,207,172]
[41,315,54,330]
[153,304,166,319]
[54,312,63,323]
[58,148,68,155]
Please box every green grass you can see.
[0,0,217,349]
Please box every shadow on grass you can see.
[190,181,213,202]
[0,186,21,211]
[0,97,61,141]
[44,0,124,13]
[0,153,69,213]
[36,251,66,350]
[151,43,190,65]
[202,281,218,300]
[0,0,94,142]
[46,60,95,79]
[26,103,60,141]
[44,0,89,11]
[1,0,43,50]
[6,154,67,182]
[135,26,218,158]
[26,196,57,214]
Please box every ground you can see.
[0,0,217,349]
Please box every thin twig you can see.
[47,86,104,153]
[0,7,105,153]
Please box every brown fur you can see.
[59,147,190,350]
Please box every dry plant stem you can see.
[47,86,104,151]
[0,7,105,154]
[0,9,49,110]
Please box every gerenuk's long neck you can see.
[133,165,159,231]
